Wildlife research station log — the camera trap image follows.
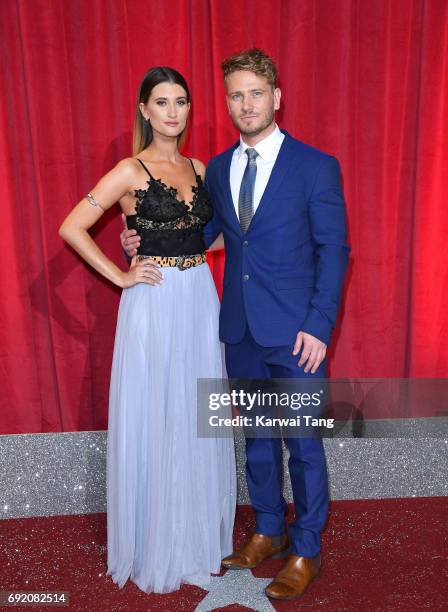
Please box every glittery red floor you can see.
[1,498,447,611]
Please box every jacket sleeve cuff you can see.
[300,307,333,346]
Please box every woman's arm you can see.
[59,158,162,288]
[208,233,224,251]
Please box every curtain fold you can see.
[0,0,446,434]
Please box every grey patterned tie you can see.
[238,148,259,232]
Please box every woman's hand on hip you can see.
[119,256,163,288]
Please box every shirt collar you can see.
[237,124,284,161]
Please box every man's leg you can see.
[222,327,289,569]
[225,327,288,537]
[265,346,329,558]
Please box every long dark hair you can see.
[133,67,191,155]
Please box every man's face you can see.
[225,70,281,138]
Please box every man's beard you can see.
[234,107,275,137]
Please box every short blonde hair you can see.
[221,48,278,88]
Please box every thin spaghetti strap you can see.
[136,158,153,178]
[188,158,199,179]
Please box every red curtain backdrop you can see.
[0,0,447,434]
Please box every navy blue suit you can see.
[203,129,350,557]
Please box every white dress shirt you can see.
[230,124,285,219]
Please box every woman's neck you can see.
[144,133,181,163]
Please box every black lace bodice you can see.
[126,158,213,257]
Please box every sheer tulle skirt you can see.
[106,262,236,594]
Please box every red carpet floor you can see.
[1,498,447,611]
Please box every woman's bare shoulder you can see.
[115,157,143,175]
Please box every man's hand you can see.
[293,331,327,374]
[120,213,141,257]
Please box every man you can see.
[122,48,350,601]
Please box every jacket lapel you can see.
[221,141,242,233]
[219,129,295,234]
[247,130,294,230]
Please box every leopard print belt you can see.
[136,253,207,271]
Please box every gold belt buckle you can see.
[176,255,188,271]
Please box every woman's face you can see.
[140,82,190,139]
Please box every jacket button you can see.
[243,274,250,281]
[243,240,249,246]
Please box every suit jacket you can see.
[203,129,350,347]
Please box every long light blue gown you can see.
[106,155,237,593]
[106,263,236,593]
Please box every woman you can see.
[59,67,236,594]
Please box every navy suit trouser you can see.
[224,325,329,558]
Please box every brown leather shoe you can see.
[265,553,321,600]
[221,533,290,569]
